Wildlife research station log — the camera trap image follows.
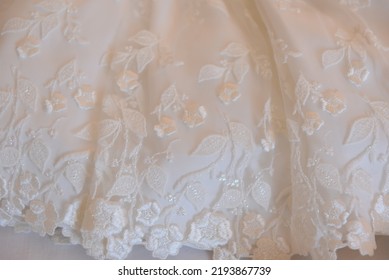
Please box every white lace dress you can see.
[1,0,389,260]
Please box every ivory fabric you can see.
[1,0,389,260]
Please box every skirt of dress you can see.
[1,0,389,259]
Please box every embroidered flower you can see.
[242,212,265,239]
[302,112,324,135]
[74,84,96,109]
[182,102,207,128]
[146,224,183,259]
[188,211,232,249]
[15,171,40,205]
[252,237,289,260]
[320,90,346,116]
[107,227,144,259]
[116,70,139,93]
[44,92,67,113]
[347,60,369,86]
[213,242,238,260]
[85,199,126,238]
[218,83,241,105]
[25,200,58,236]
[346,219,375,255]
[16,36,41,59]
[0,177,7,199]
[154,116,177,137]
[136,201,161,226]
[322,200,350,229]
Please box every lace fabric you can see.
[1,0,389,259]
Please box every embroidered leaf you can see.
[322,48,345,69]
[1,18,33,34]
[132,30,158,46]
[76,119,120,141]
[17,79,37,111]
[186,181,206,210]
[315,163,342,192]
[57,60,76,85]
[112,51,130,66]
[160,84,177,110]
[146,165,167,196]
[65,163,86,194]
[221,42,248,58]
[102,96,118,118]
[107,175,137,198]
[0,147,20,167]
[55,150,91,166]
[29,138,50,171]
[123,108,147,138]
[351,168,372,192]
[371,101,389,121]
[198,64,226,83]
[345,117,375,144]
[233,61,249,84]
[192,134,227,156]
[230,122,253,150]
[207,0,230,17]
[37,0,67,12]
[41,13,59,39]
[295,73,317,109]
[136,46,154,73]
[252,181,271,210]
[218,189,242,209]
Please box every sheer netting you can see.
[1,0,389,259]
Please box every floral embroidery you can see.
[15,171,41,206]
[136,201,161,227]
[322,200,350,228]
[1,0,87,58]
[116,70,140,94]
[252,238,289,260]
[84,199,126,238]
[198,42,250,104]
[146,224,183,259]
[320,89,347,116]
[188,211,232,250]
[242,212,265,239]
[25,200,58,236]
[106,227,144,259]
[302,112,324,135]
[322,27,389,86]
[346,219,375,256]
[46,60,97,112]
[154,116,177,138]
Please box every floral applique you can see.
[198,42,250,105]
[151,84,207,137]
[100,30,159,94]
[146,224,183,259]
[322,28,389,86]
[1,0,87,58]
[45,60,97,112]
